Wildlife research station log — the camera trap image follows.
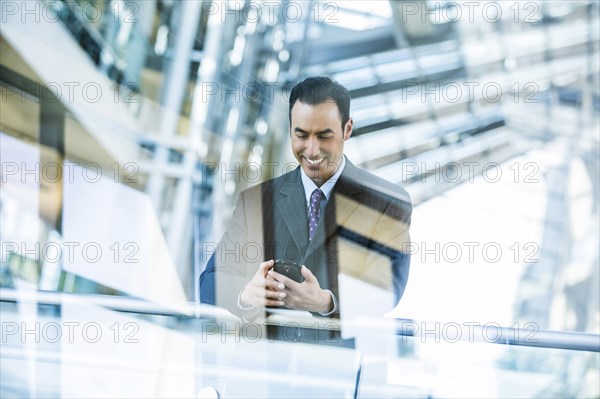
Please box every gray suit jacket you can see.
[200,159,412,321]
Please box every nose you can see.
[306,136,320,158]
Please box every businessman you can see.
[200,77,412,323]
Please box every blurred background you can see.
[1,0,599,397]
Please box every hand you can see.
[240,260,287,308]
[267,265,332,313]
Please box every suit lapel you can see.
[276,168,310,254]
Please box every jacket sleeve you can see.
[198,190,264,321]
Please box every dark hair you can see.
[288,77,350,129]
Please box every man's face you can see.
[290,101,353,186]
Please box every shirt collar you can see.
[300,155,346,206]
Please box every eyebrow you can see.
[293,127,334,135]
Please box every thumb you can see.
[259,260,274,275]
[301,265,316,282]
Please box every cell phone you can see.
[273,259,304,283]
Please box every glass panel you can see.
[357,333,599,398]
[1,0,599,397]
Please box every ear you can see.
[343,117,353,141]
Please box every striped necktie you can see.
[308,189,323,240]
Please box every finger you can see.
[264,299,285,307]
[301,265,317,283]
[265,278,285,291]
[265,289,286,300]
[268,269,296,287]
[247,288,284,307]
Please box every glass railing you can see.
[1,289,598,398]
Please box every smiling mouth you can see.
[305,157,324,166]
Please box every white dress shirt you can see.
[298,156,346,316]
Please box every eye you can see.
[319,133,333,140]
